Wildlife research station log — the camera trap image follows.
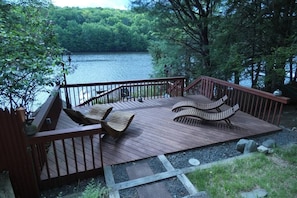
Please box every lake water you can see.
[65,52,153,84]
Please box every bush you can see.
[80,179,109,198]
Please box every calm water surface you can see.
[66,52,153,84]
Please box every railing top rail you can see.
[60,76,185,88]
[187,76,290,104]
[26,124,102,145]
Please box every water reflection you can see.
[66,52,153,84]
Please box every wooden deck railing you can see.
[24,85,105,189]
[26,125,104,189]
[60,77,185,107]
[186,76,290,125]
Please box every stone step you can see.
[104,154,206,198]
[126,162,172,198]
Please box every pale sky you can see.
[52,0,130,9]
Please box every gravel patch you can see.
[166,141,241,169]
[166,127,297,169]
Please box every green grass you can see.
[188,144,297,198]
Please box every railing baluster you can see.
[52,141,60,177]
[276,103,284,125]
[62,139,69,175]
[72,137,78,173]
[249,94,255,115]
[90,136,95,169]
[81,136,87,171]
[271,101,278,124]
[267,100,273,123]
[44,143,51,179]
[257,97,264,119]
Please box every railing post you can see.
[0,109,40,198]
[16,107,26,124]
[181,79,184,97]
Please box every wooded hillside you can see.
[49,6,153,52]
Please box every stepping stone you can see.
[126,162,172,198]
[240,188,268,198]
[184,191,209,198]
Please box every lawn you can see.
[188,144,297,198]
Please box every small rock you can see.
[236,139,249,153]
[273,89,282,96]
[257,145,269,154]
[241,188,268,198]
[188,158,200,166]
[262,139,276,148]
[243,140,258,154]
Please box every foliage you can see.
[80,179,109,198]
[0,0,65,113]
[132,0,225,82]
[220,0,297,91]
[48,7,153,52]
[148,40,200,84]
[188,145,297,197]
[132,0,297,90]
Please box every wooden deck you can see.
[54,95,281,168]
[40,95,281,180]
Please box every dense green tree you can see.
[49,7,153,52]
[223,0,297,91]
[132,0,222,83]
[0,0,65,113]
[133,0,297,90]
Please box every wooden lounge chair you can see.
[63,108,94,125]
[172,95,228,112]
[100,111,135,139]
[64,104,113,125]
[173,104,240,127]
[84,104,113,124]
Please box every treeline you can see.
[49,7,153,52]
[131,1,297,92]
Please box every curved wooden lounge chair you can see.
[173,104,240,127]
[100,111,135,139]
[63,108,94,125]
[172,95,228,112]
[84,104,113,124]
[64,104,113,125]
